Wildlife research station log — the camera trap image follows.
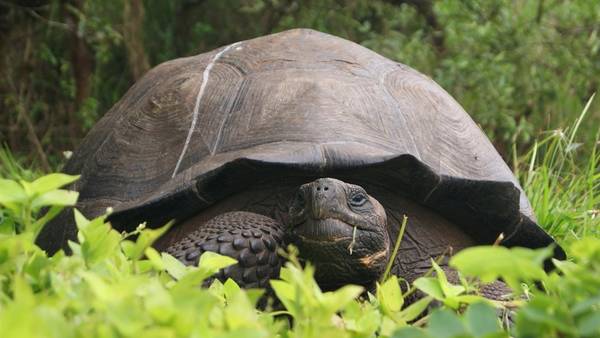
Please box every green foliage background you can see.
[0,1,599,337]
[0,0,599,169]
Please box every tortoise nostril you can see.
[312,183,331,196]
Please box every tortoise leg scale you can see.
[166,211,285,288]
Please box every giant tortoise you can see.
[38,29,564,296]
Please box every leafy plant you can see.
[393,302,506,338]
[0,173,279,338]
[0,173,78,236]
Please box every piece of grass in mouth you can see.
[348,225,358,255]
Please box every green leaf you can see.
[223,291,260,330]
[121,222,172,260]
[427,309,467,338]
[161,252,188,280]
[244,289,265,308]
[31,205,64,234]
[577,312,600,336]
[29,174,79,195]
[31,189,78,209]
[377,275,403,313]
[198,251,238,273]
[224,278,242,300]
[144,247,165,270]
[392,327,432,338]
[464,302,503,336]
[0,209,16,234]
[322,285,364,313]
[450,246,551,291]
[75,210,120,264]
[0,178,26,205]
[398,296,432,322]
[572,296,600,316]
[413,277,445,300]
[74,208,90,229]
[270,279,297,316]
[432,260,465,298]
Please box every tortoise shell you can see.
[37,29,564,259]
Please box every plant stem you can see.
[381,215,408,283]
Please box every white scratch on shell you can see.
[172,42,241,178]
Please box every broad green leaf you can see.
[398,296,432,322]
[32,205,64,234]
[432,261,465,298]
[76,211,121,265]
[0,178,26,205]
[121,222,172,260]
[198,251,237,273]
[454,295,490,306]
[413,277,445,300]
[209,279,226,300]
[392,327,431,338]
[142,281,175,323]
[517,295,575,333]
[572,296,600,316]
[450,246,551,291]
[377,275,403,313]
[74,209,90,229]
[322,285,364,313]
[0,209,16,234]
[380,315,400,337]
[224,278,242,300]
[107,300,151,336]
[29,173,79,195]
[244,289,265,308]
[223,291,260,330]
[344,303,381,336]
[80,272,113,302]
[270,279,297,316]
[23,250,50,282]
[162,252,188,280]
[12,275,35,306]
[427,309,467,338]
[578,311,600,336]
[167,251,238,288]
[144,247,165,270]
[31,189,78,209]
[464,302,503,336]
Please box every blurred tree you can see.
[65,0,93,136]
[123,0,149,80]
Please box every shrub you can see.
[0,168,599,337]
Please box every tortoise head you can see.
[288,178,390,289]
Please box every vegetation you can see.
[0,0,598,337]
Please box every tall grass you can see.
[514,95,599,243]
[0,145,39,181]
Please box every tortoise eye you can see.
[349,193,367,207]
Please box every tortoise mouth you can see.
[291,218,359,242]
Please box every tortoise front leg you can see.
[166,211,285,288]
